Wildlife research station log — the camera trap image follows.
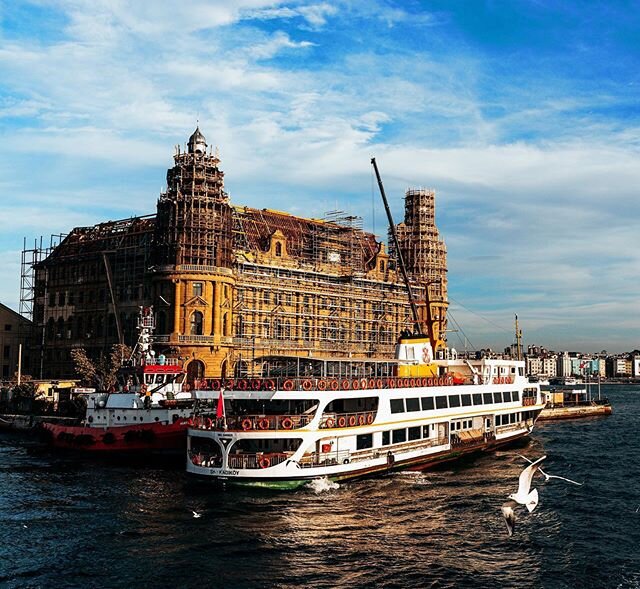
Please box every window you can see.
[512,391,520,402]
[2,365,9,378]
[390,399,405,414]
[190,311,203,335]
[435,396,448,409]
[58,292,66,306]
[422,424,431,438]
[193,282,203,297]
[275,242,283,257]
[392,429,407,444]
[406,398,420,412]
[448,395,461,408]
[473,393,483,405]
[408,426,421,441]
[357,433,373,450]
[379,261,385,272]
[493,392,503,404]
[483,392,493,404]
[382,431,390,446]
[421,397,434,410]
[461,394,472,407]
[3,345,9,359]
[4,324,11,331]
[503,391,512,402]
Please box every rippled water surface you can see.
[1,386,639,589]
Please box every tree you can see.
[70,344,132,391]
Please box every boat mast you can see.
[515,314,523,361]
[370,158,423,337]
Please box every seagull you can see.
[518,455,583,486]
[508,455,546,513]
[192,510,202,519]
[501,500,518,536]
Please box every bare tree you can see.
[70,344,132,391]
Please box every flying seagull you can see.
[501,500,518,536]
[508,455,546,513]
[518,455,583,486]
[192,510,202,519]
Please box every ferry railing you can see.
[188,451,223,468]
[192,414,313,432]
[319,411,376,429]
[495,423,527,435]
[522,397,537,407]
[227,452,289,470]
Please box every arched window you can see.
[222,313,229,336]
[275,242,282,257]
[46,318,55,340]
[190,311,203,335]
[56,317,64,338]
[157,310,167,334]
[379,260,385,272]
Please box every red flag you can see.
[216,388,225,419]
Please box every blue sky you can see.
[1,0,639,353]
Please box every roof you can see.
[0,302,32,325]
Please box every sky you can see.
[0,0,639,354]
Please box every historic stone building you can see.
[27,129,448,383]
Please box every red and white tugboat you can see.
[41,307,200,454]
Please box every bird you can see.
[508,455,546,513]
[192,510,202,519]
[518,455,583,486]
[501,500,518,536]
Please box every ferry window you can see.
[155,374,164,384]
[473,393,482,405]
[145,374,153,385]
[435,396,448,410]
[382,431,390,445]
[408,426,421,441]
[461,394,472,407]
[406,398,420,412]
[503,391,512,402]
[493,392,503,404]
[357,434,373,450]
[496,415,501,426]
[390,399,405,414]
[448,395,461,408]
[483,393,493,404]
[392,429,407,444]
[422,425,430,438]
[421,397,434,410]
[512,391,520,402]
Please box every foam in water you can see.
[306,477,340,493]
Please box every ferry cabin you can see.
[186,344,544,488]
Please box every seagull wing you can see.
[516,455,546,497]
[543,472,583,486]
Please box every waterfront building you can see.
[23,129,448,383]
[557,352,572,377]
[541,356,558,379]
[525,355,543,377]
[0,302,31,382]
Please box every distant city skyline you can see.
[1,1,639,353]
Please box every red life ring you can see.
[302,380,313,391]
[283,380,294,391]
[341,380,351,390]
[317,380,328,391]
[348,415,357,427]
[351,379,360,390]
[493,377,500,384]
[358,414,365,426]
[329,380,339,391]
[360,378,368,389]
[237,379,248,391]
[427,378,433,387]
[368,379,376,389]
[258,418,269,430]
[281,417,294,430]
[265,379,275,391]
[251,379,262,391]
[366,413,374,424]
[241,418,253,431]
[337,416,347,428]
[409,378,416,387]
[325,417,335,428]
[211,379,221,391]
[388,378,396,389]
[259,457,271,469]
[205,418,213,429]
[376,379,384,389]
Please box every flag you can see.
[216,388,225,420]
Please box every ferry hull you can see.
[40,420,190,454]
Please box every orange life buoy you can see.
[251,379,262,391]
[410,378,416,387]
[317,379,328,391]
[366,413,374,424]
[341,379,351,390]
[281,417,294,430]
[329,380,339,391]
[241,418,253,431]
[360,378,368,390]
[348,415,357,427]
[259,457,271,469]
[376,378,384,389]
[337,416,347,428]
[237,379,248,391]
[351,379,360,390]
[493,377,499,384]
[265,379,276,391]
[302,379,313,391]
[283,380,294,391]
[325,417,335,428]
[358,414,365,426]
[368,378,376,389]
[427,378,433,386]
[258,418,269,430]
[205,418,213,429]
[211,379,221,391]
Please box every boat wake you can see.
[306,477,340,493]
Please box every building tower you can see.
[394,188,448,349]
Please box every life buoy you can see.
[329,380,339,391]
[376,379,384,389]
[241,418,252,431]
[493,377,499,384]
[388,378,396,389]
[341,379,351,390]
[259,457,271,469]
[283,380,294,391]
[360,378,368,390]
[447,375,454,385]
[211,379,221,391]
[366,413,374,424]
[317,380,328,391]
[351,379,360,390]
[265,379,275,391]
[348,415,357,427]
[325,417,335,428]
[258,418,269,430]
[337,416,347,428]
[409,378,416,387]
[281,417,294,430]
[358,414,365,426]
[205,418,213,429]
[302,379,313,391]
[368,379,376,389]
[251,379,262,391]
[422,346,431,363]
[237,379,248,391]
[422,378,429,387]
[427,378,433,387]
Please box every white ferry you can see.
[186,336,544,489]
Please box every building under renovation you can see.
[22,128,448,383]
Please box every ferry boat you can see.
[186,338,544,488]
[40,307,202,453]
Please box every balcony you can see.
[193,413,313,432]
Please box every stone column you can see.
[174,280,182,335]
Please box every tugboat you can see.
[40,307,201,453]
[184,159,546,488]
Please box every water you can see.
[1,386,639,589]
